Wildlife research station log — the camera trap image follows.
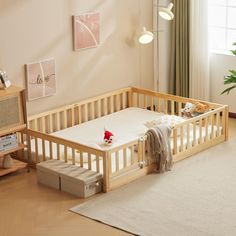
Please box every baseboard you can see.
[229,112,236,119]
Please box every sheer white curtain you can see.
[189,0,209,100]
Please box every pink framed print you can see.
[73,12,100,50]
[26,58,56,101]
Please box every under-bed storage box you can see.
[36,160,66,190]
[36,160,103,198]
[60,168,102,198]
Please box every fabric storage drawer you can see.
[60,167,103,198]
[36,160,69,190]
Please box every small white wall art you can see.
[26,58,56,101]
[73,12,100,50]
[0,70,11,89]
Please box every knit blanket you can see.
[146,124,173,172]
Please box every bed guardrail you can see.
[130,87,228,162]
[28,87,132,133]
[25,128,151,192]
[131,87,224,113]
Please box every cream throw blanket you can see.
[146,124,173,172]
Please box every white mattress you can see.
[52,107,165,151]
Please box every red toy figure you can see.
[104,129,114,145]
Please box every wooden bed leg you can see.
[102,152,110,192]
[225,105,229,141]
[128,89,133,107]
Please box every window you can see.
[208,0,236,52]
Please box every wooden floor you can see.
[1,118,236,236]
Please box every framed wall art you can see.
[73,12,100,50]
[26,58,56,101]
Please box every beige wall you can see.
[0,0,153,116]
[210,53,236,113]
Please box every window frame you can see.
[208,0,236,54]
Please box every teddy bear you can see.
[195,102,209,115]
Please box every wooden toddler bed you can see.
[20,87,228,192]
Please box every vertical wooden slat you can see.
[222,110,226,138]
[64,146,68,163]
[102,152,110,192]
[205,117,209,141]
[50,114,53,133]
[78,106,82,124]
[57,143,60,160]
[180,126,184,151]
[42,117,46,133]
[116,94,121,111]
[80,151,83,167]
[88,153,92,170]
[110,96,114,113]
[36,119,40,132]
[96,155,100,173]
[91,102,95,120]
[132,93,136,107]
[42,139,46,161]
[137,94,140,108]
[97,100,101,118]
[225,106,229,140]
[72,148,75,165]
[115,151,119,172]
[151,97,154,111]
[122,92,126,109]
[123,148,127,168]
[138,139,143,162]
[71,108,75,126]
[56,113,60,131]
[173,129,177,155]
[186,124,190,149]
[103,98,108,115]
[164,100,168,114]
[144,95,147,109]
[49,141,53,160]
[210,114,215,139]
[199,119,203,144]
[171,100,175,115]
[193,122,197,147]
[157,99,161,112]
[128,90,133,107]
[35,138,39,163]
[84,104,88,122]
[64,110,67,128]
[130,146,135,164]
[216,112,220,137]
[178,102,182,116]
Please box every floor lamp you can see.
[138,2,174,44]
[138,2,174,91]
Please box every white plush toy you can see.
[181,102,196,118]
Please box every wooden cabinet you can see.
[0,86,28,176]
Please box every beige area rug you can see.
[70,138,236,236]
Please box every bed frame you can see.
[20,87,228,192]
